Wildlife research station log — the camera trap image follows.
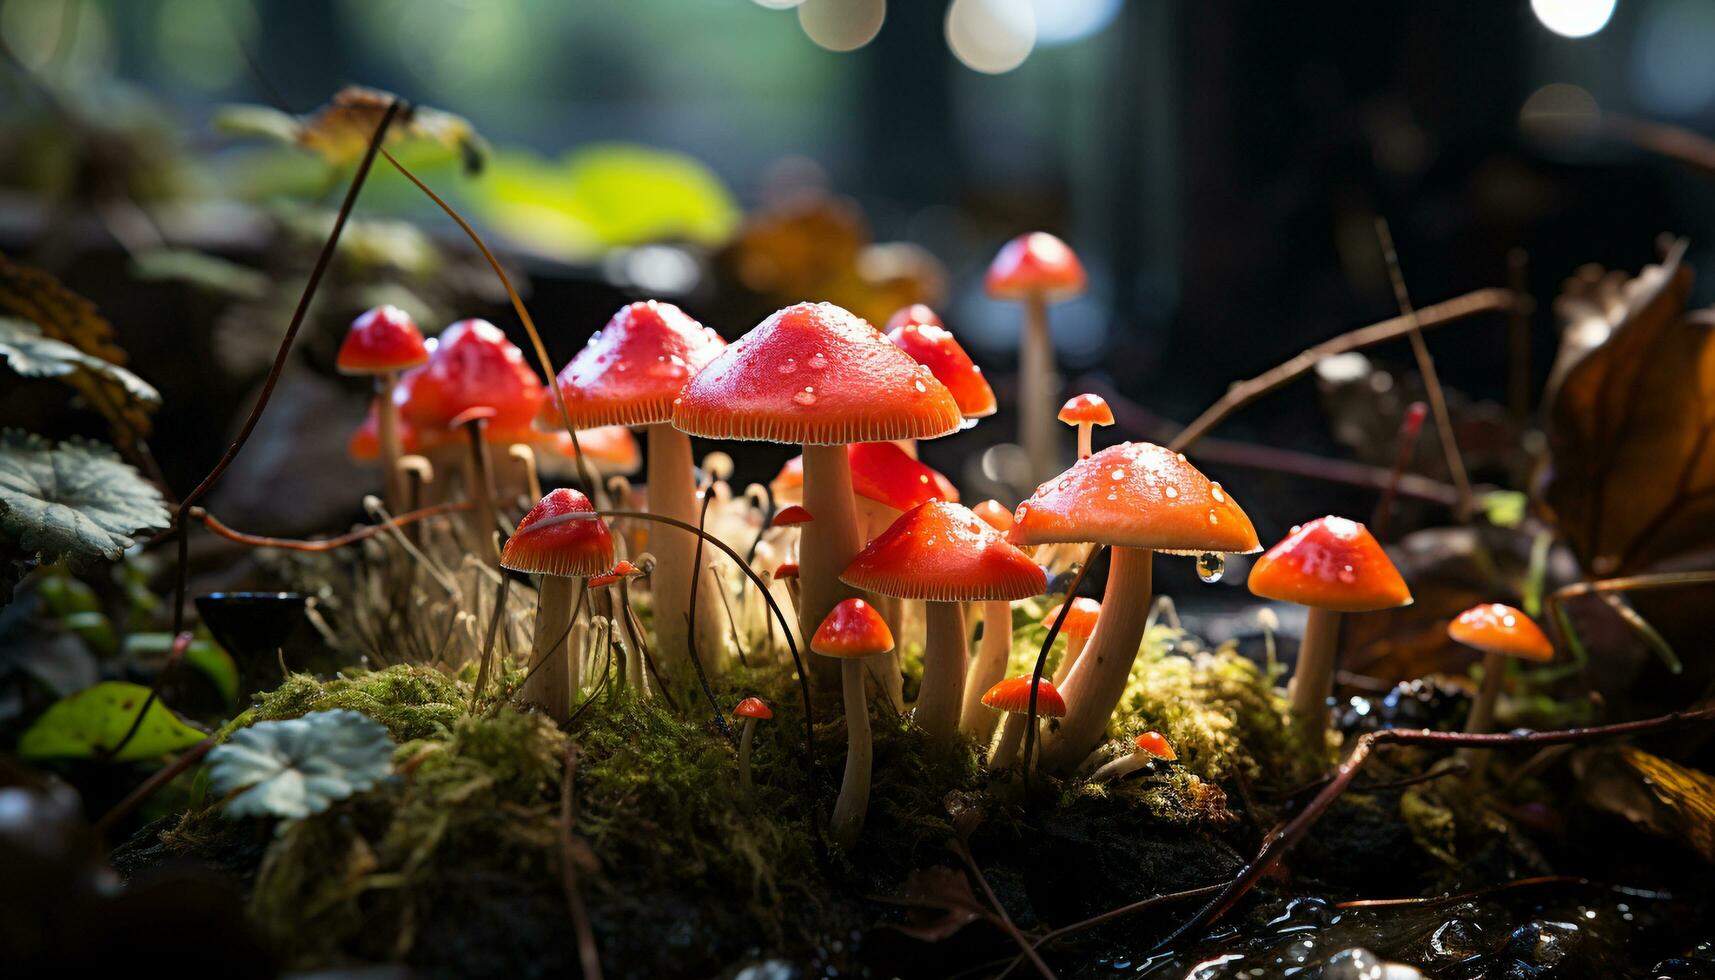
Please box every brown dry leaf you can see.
[295,87,485,174]
[1537,240,1715,575]
[885,865,988,942]
[0,253,153,448]
[1575,744,1715,863]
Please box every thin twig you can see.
[949,838,1057,979]
[120,99,403,761]
[1167,287,1516,453]
[1024,544,1103,791]
[191,501,473,552]
[559,743,605,980]
[1333,874,1670,910]
[995,882,1227,980]
[1155,704,1715,952]
[1373,217,1475,520]
[94,733,218,836]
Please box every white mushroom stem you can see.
[646,423,727,689]
[854,498,909,710]
[799,443,865,688]
[1019,292,1058,485]
[831,656,874,849]
[508,443,541,505]
[1088,751,1151,783]
[1464,649,1506,735]
[1036,545,1153,773]
[989,712,1030,770]
[375,371,407,513]
[519,576,577,722]
[1287,606,1342,739]
[395,455,433,547]
[959,600,1014,739]
[1051,634,1088,686]
[738,716,760,812]
[913,601,968,742]
[1073,421,1094,460]
[459,418,502,569]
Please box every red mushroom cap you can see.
[771,504,814,527]
[769,443,958,511]
[1448,603,1553,662]
[348,400,429,460]
[971,498,1014,533]
[981,675,1066,717]
[500,488,614,578]
[586,560,641,589]
[449,405,498,429]
[1133,730,1176,760]
[1043,597,1102,640]
[532,425,643,476]
[773,562,799,580]
[1009,443,1260,555]
[733,696,774,721]
[1058,393,1114,427]
[841,501,1045,603]
[810,598,894,659]
[402,319,545,437]
[985,233,1087,303]
[547,301,727,429]
[672,302,962,445]
[886,318,996,419]
[884,304,944,331]
[1247,516,1412,613]
[337,305,429,375]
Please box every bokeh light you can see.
[1032,0,1122,46]
[798,0,885,53]
[946,0,1036,74]
[1530,0,1617,38]
[1633,0,1715,116]
[752,0,806,8]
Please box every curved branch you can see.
[190,501,473,552]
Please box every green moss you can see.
[238,664,467,741]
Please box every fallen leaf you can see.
[17,680,205,761]
[0,431,171,565]
[0,254,154,448]
[215,86,487,174]
[886,865,988,942]
[1576,744,1715,863]
[1537,241,1715,575]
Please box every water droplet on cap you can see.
[1196,552,1225,584]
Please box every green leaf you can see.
[129,250,270,300]
[124,631,240,708]
[209,709,395,821]
[0,317,160,407]
[0,431,171,565]
[17,681,206,761]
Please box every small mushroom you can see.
[500,489,615,722]
[811,597,895,848]
[986,233,1087,484]
[842,501,1044,743]
[548,301,729,688]
[1449,602,1553,764]
[449,406,503,567]
[982,675,1067,771]
[732,696,774,810]
[772,504,814,528]
[675,303,962,695]
[1058,393,1114,460]
[1044,598,1102,685]
[1247,516,1412,744]
[1089,730,1177,782]
[337,305,429,513]
[1009,442,1260,772]
[885,304,997,458]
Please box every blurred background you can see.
[0,0,1707,540]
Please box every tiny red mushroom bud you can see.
[812,598,895,847]
[733,696,774,810]
[339,305,429,513]
[772,505,814,527]
[1089,729,1178,783]
[1058,393,1114,460]
[1448,602,1553,774]
[774,562,800,580]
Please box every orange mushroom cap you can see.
[500,488,614,578]
[546,301,727,429]
[985,232,1087,303]
[810,598,895,659]
[400,319,545,436]
[733,696,774,721]
[337,305,429,375]
[771,504,814,527]
[1058,393,1114,427]
[841,501,1045,603]
[981,675,1067,717]
[1008,442,1259,555]
[1133,730,1176,760]
[1246,516,1412,613]
[886,317,997,419]
[1448,603,1554,663]
[773,562,799,580]
[672,302,962,445]
[533,425,643,476]
[1043,597,1102,640]
[884,304,944,331]
[586,560,641,589]
[972,498,1014,533]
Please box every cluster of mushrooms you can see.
[336,232,1559,849]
